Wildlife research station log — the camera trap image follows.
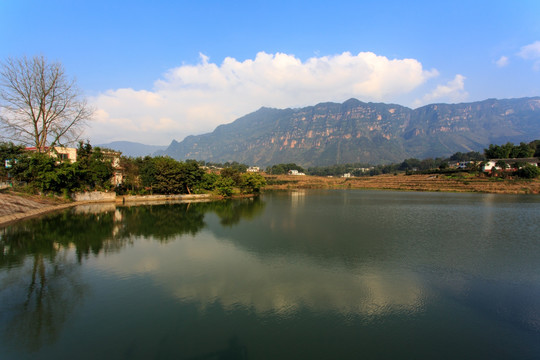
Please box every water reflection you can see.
[1,191,540,359]
[0,249,84,351]
[186,336,248,360]
[0,198,266,353]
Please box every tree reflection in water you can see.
[0,198,265,352]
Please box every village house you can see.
[482,157,540,173]
[100,149,123,186]
[25,146,78,163]
[247,166,260,173]
[288,169,306,176]
[25,146,124,185]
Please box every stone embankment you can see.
[0,192,80,226]
[0,192,214,227]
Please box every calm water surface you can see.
[1,190,540,359]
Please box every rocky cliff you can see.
[160,97,540,166]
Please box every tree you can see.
[0,55,93,150]
[214,176,235,196]
[152,157,184,194]
[239,173,266,193]
[516,164,540,179]
[181,160,205,194]
[0,141,24,180]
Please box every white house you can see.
[482,157,539,172]
[26,146,78,163]
[288,169,306,176]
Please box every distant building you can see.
[25,146,78,163]
[25,146,125,185]
[355,167,374,173]
[482,158,540,172]
[288,169,306,176]
[100,149,123,186]
[342,173,351,178]
[247,166,260,173]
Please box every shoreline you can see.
[1,174,539,227]
[0,193,217,228]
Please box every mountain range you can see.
[156,97,540,166]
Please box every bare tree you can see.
[0,55,93,150]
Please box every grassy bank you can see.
[264,173,540,194]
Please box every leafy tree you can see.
[495,160,508,170]
[399,158,421,171]
[0,141,24,181]
[73,144,114,190]
[220,167,242,185]
[511,142,535,158]
[239,173,266,193]
[531,140,540,157]
[449,151,485,162]
[138,156,157,191]
[152,157,184,194]
[484,142,535,159]
[266,163,305,175]
[118,156,139,193]
[214,176,235,196]
[11,151,77,193]
[181,160,205,194]
[196,172,219,192]
[516,164,540,179]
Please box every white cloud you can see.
[495,55,509,68]
[89,51,439,145]
[518,41,540,70]
[414,74,468,106]
[518,41,540,59]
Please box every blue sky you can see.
[2,0,540,145]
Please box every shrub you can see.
[516,164,540,179]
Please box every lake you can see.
[1,190,540,359]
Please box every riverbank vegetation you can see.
[0,141,266,197]
[266,140,540,179]
[1,140,539,198]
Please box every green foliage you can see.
[484,141,535,159]
[439,162,449,170]
[495,160,508,170]
[137,156,157,190]
[117,156,139,193]
[0,142,25,181]
[220,167,242,185]
[449,151,485,162]
[516,164,540,179]
[239,173,266,193]
[399,158,422,171]
[152,157,185,194]
[182,160,206,194]
[196,172,220,192]
[74,143,114,190]
[531,140,540,157]
[2,140,265,196]
[11,152,77,193]
[266,163,305,175]
[214,176,236,196]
